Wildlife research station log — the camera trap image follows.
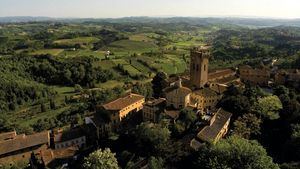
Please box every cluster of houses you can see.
[0,127,87,168]
[1,45,299,167]
[85,46,238,150]
[239,65,300,88]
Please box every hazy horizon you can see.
[1,0,300,19]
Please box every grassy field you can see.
[29,49,64,56]
[108,40,158,53]
[60,49,106,59]
[130,59,153,73]
[129,34,154,42]
[54,37,99,45]
[123,65,141,76]
[95,80,124,89]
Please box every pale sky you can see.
[0,0,300,19]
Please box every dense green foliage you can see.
[191,136,279,169]
[83,148,119,169]
[135,122,171,155]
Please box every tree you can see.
[50,99,56,110]
[273,85,289,97]
[281,99,300,122]
[178,109,197,130]
[74,84,83,93]
[191,136,279,169]
[252,95,283,120]
[151,72,168,98]
[233,113,262,139]
[218,95,251,119]
[148,156,165,169]
[135,122,171,154]
[83,148,119,169]
[41,103,47,112]
[132,82,153,99]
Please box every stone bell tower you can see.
[190,46,211,88]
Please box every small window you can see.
[204,64,206,71]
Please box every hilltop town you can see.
[0,18,300,169]
[1,43,300,168]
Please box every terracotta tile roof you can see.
[197,109,232,143]
[38,146,78,165]
[54,128,85,143]
[209,69,236,80]
[239,65,270,74]
[239,65,252,70]
[164,86,192,96]
[0,131,16,142]
[209,84,228,94]
[164,110,180,119]
[215,75,239,84]
[167,76,180,84]
[193,88,218,97]
[102,93,145,111]
[145,98,166,107]
[0,131,49,156]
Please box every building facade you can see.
[197,109,232,144]
[164,80,192,109]
[97,93,145,125]
[190,88,222,111]
[52,128,86,150]
[0,131,50,165]
[239,65,270,86]
[143,98,166,122]
[87,93,145,138]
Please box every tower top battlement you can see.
[191,46,212,59]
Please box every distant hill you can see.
[1,16,300,27]
[0,16,55,23]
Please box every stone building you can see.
[164,79,192,109]
[96,93,145,125]
[239,65,270,86]
[197,109,232,144]
[0,131,50,165]
[52,128,86,150]
[275,69,300,88]
[208,69,237,84]
[86,93,145,138]
[190,88,222,111]
[143,98,166,122]
[190,109,232,150]
[190,46,211,88]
